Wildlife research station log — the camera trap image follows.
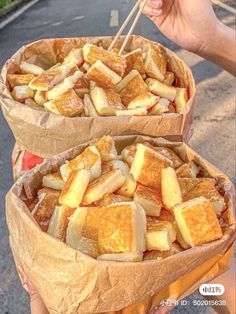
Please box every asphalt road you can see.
[0,1,235,313]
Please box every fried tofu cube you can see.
[134,184,163,217]
[146,78,177,101]
[44,89,84,117]
[146,221,175,251]
[173,197,223,247]
[42,172,65,190]
[31,187,60,231]
[124,49,145,76]
[29,63,75,91]
[127,92,159,109]
[82,169,126,205]
[97,252,143,262]
[178,178,215,196]
[87,60,122,89]
[92,135,118,161]
[11,85,34,102]
[59,169,91,208]
[63,48,84,66]
[66,207,100,257]
[161,167,182,210]
[121,144,137,165]
[47,71,84,100]
[84,94,99,117]
[47,205,75,241]
[183,180,226,216]
[83,43,126,76]
[7,74,35,89]
[163,71,175,86]
[115,70,149,106]
[176,161,199,178]
[175,88,187,113]
[94,193,132,206]
[20,61,44,76]
[98,202,146,254]
[130,143,172,189]
[144,43,167,81]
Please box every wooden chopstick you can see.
[108,0,147,54]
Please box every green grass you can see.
[0,0,16,9]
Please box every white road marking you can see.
[0,0,39,30]
[212,0,236,15]
[110,10,119,27]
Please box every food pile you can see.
[29,136,226,262]
[7,43,189,117]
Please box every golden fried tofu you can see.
[83,94,99,117]
[116,70,149,106]
[63,48,84,66]
[11,85,34,103]
[47,70,84,100]
[7,74,35,89]
[47,205,75,241]
[144,43,167,81]
[146,78,177,101]
[42,172,65,190]
[34,90,47,106]
[149,98,170,115]
[87,60,122,89]
[115,108,147,116]
[29,63,75,91]
[98,202,146,254]
[44,89,84,117]
[134,184,163,217]
[127,92,159,109]
[82,169,126,205]
[176,161,199,178]
[146,220,176,251]
[163,71,175,86]
[92,135,118,161]
[130,143,172,189]
[173,197,223,247]
[97,252,143,262]
[175,88,187,113]
[83,43,126,76]
[161,167,182,210]
[183,180,226,216]
[124,49,145,76]
[20,61,44,75]
[66,207,100,257]
[31,187,60,231]
[178,178,216,196]
[59,169,91,208]
[95,193,132,206]
[121,144,137,165]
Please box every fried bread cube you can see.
[83,94,99,117]
[42,172,65,190]
[11,85,34,102]
[87,60,122,89]
[175,88,187,113]
[95,193,132,206]
[134,184,163,217]
[124,49,145,76]
[130,143,172,189]
[146,78,177,101]
[63,48,84,66]
[144,43,167,81]
[127,92,159,109]
[59,169,91,208]
[161,167,182,210]
[7,73,35,89]
[44,89,84,117]
[98,202,146,254]
[20,61,44,75]
[47,205,75,241]
[82,169,126,205]
[173,197,223,247]
[91,135,118,161]
[163,71,175,86]
[176,161,199,178]
[66,207,100,257]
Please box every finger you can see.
[147,0,163,9]
[17,267,30,293]
[143,6,163,17]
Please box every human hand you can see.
[17,267,49,314]
[142,0,220,54]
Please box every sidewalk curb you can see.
[0,0,39,30]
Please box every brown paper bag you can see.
[0,36,196,159]
[6,135,235,314]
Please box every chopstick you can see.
[108,0,148,55]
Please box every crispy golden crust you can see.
[7,74,35,89]
[174,198,223,247]
[146,220,173,251]
[127,92,159,109]
[176,161,199,178]
[69,146,99,170]
[178,178,216,197]
[145,44,167,81]
[87,62,120,89]
[30,67,64,91]
[119,74,149,106]
[83,207,100,240]
[95,194,132,206]
[84,44,126,76]
[104,90,124,109]
[92,136,117,161]
[124,49,145,76]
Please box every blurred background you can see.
[0,0,235,313]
